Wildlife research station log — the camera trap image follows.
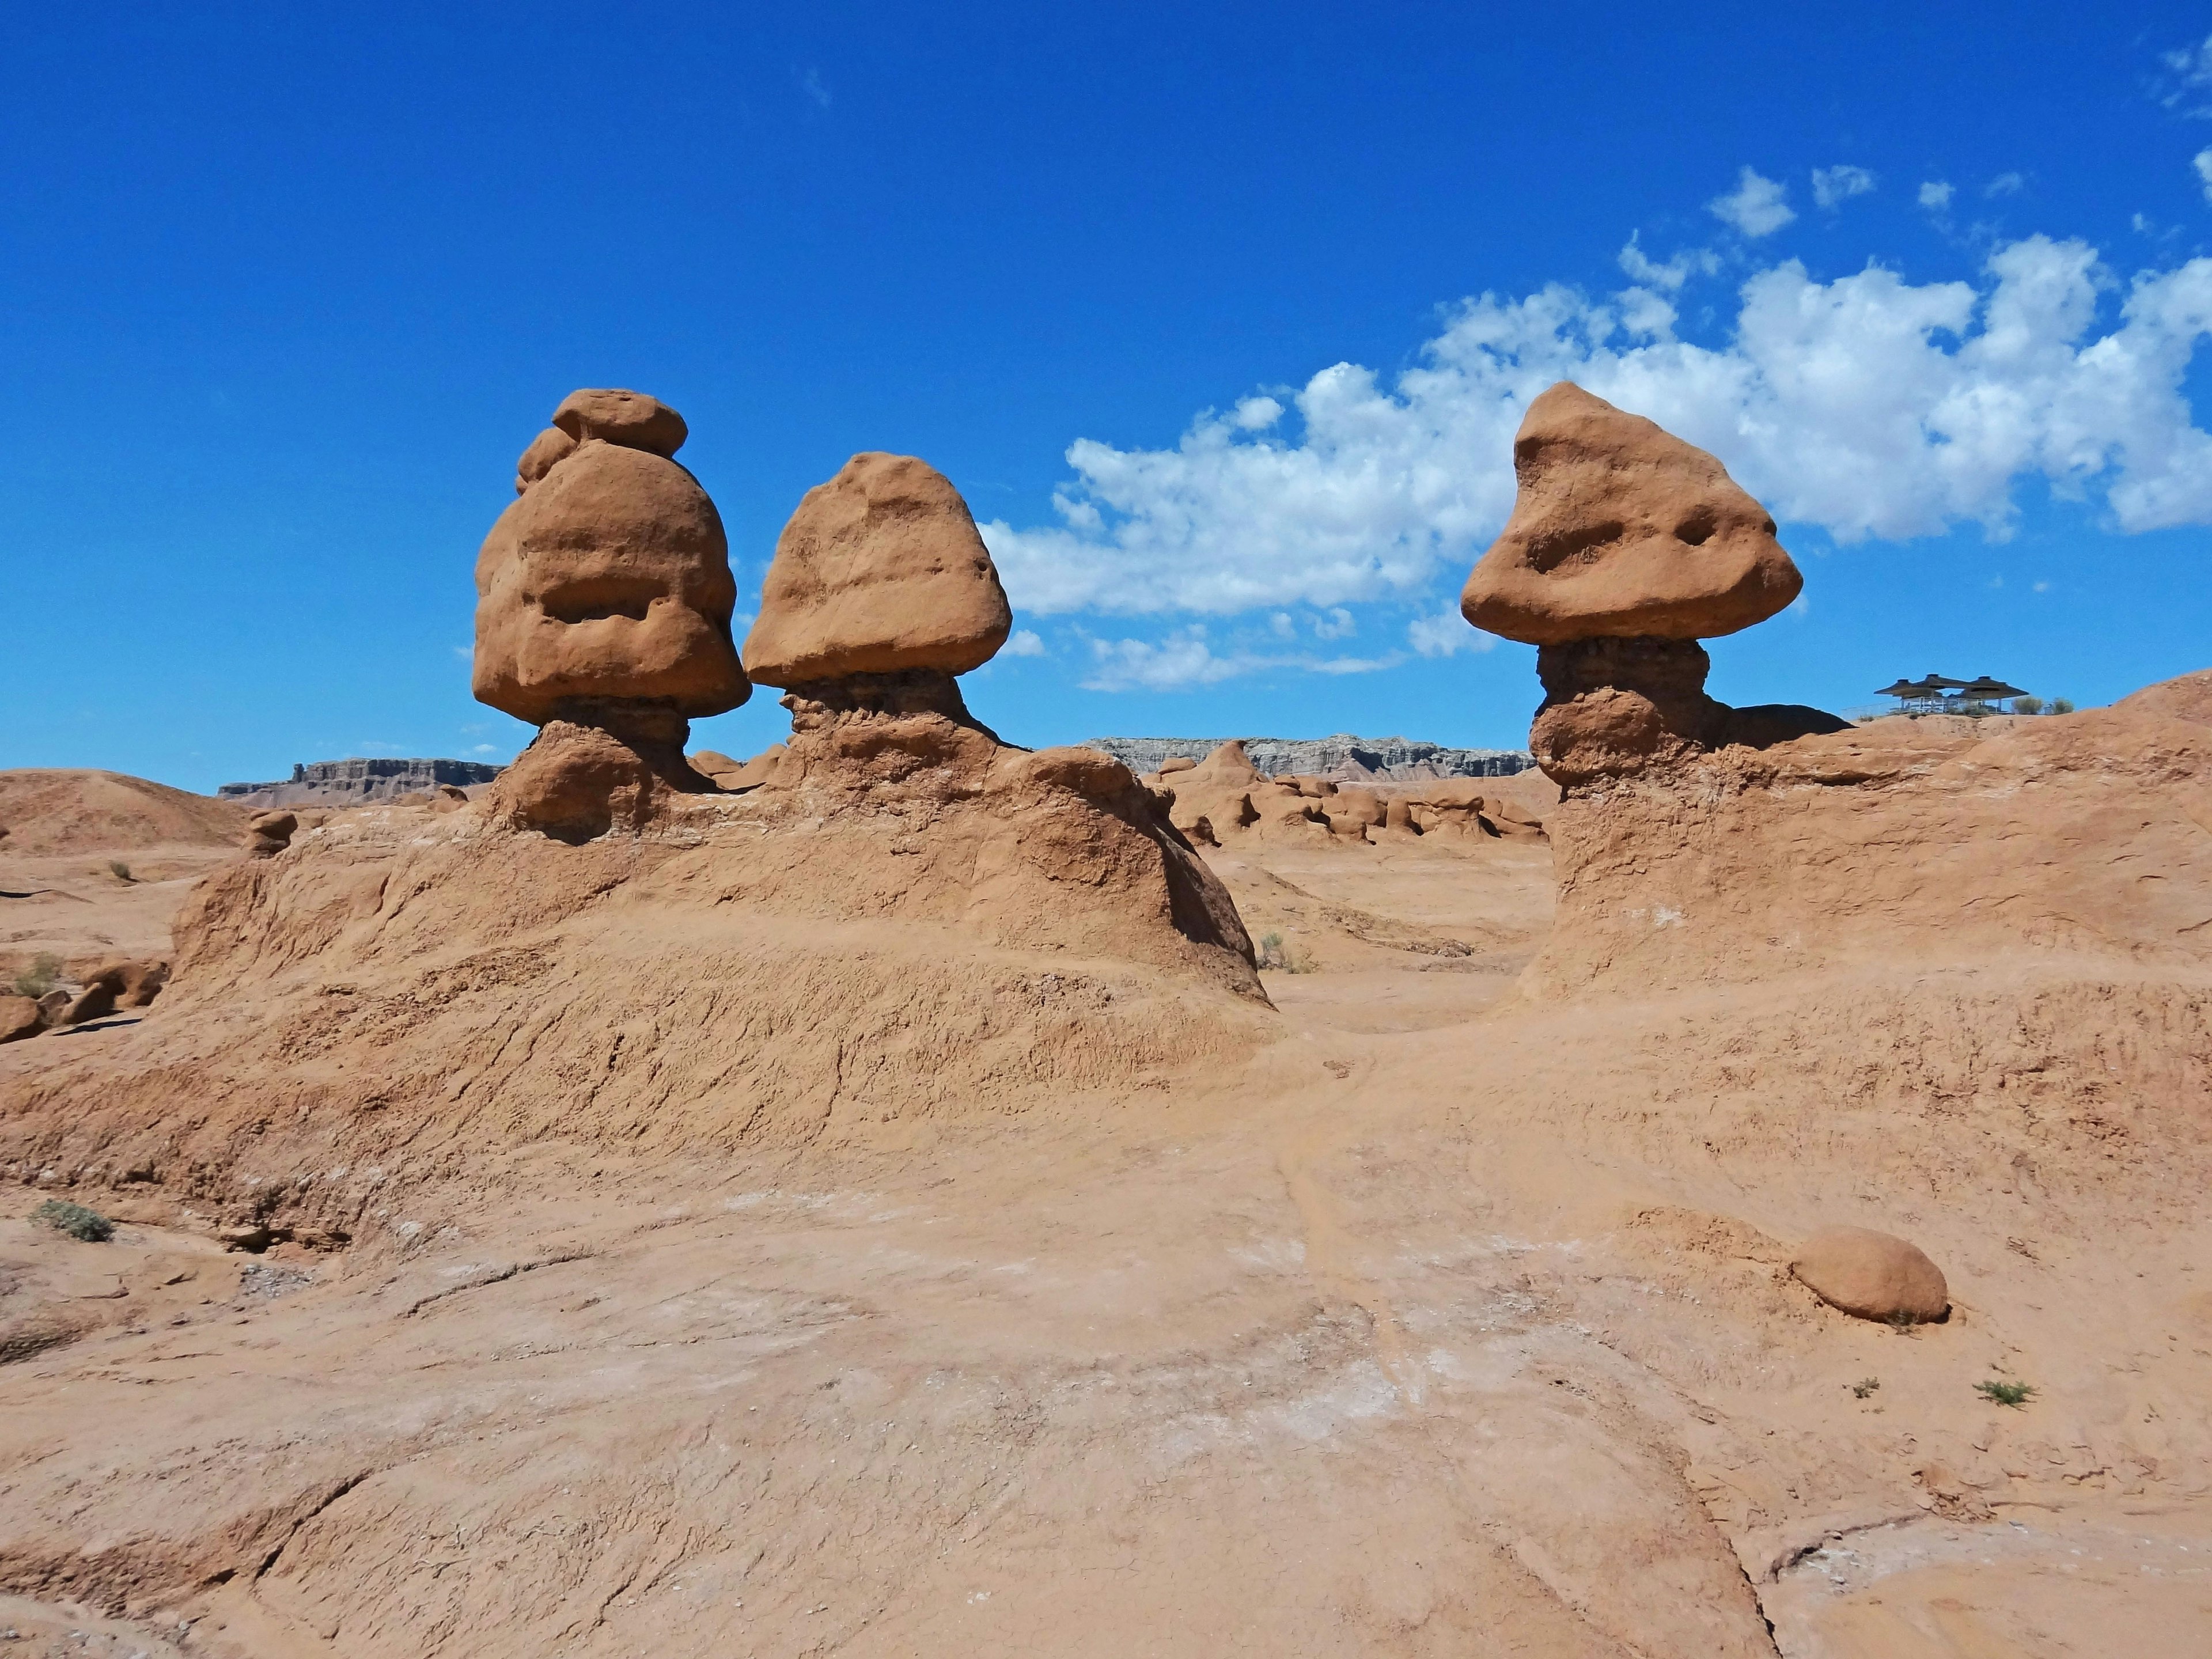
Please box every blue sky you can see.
[5,3,2211,790]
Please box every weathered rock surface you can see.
[1453,385,1844,788]
[0,997,40,1044]
[474,434,748,726]
[1791,1226,1950,1324]
[1087,733,1533,782]
[243,810,297,859]
[514,426,577,494]
[550,388,688,457]
[742,453,1011,687]
[1461,382,1802,646]
[0,770,246,856]
[218,759,502,809]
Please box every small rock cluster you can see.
[0,958,168,1044]
[1460,383,1846,787]
[1148,742,1544,847]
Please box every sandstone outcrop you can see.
[1461,382,1801,645]
[551,388,688,457]
[742,453,1011,688]
[474,389,749,838]
[0,996,40,1044]
[1461,384,1844,788]
[0,437,1263,1228]
[244,810,296,858]
[1791,1226,1950,1324]
[1086,734,1533,782]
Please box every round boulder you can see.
[1791,1226,1949,1324]
[742,453,1012,687]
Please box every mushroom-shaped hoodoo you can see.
[475,389,749,838]
[744,452,1012,709]
[1460,383,1842,786]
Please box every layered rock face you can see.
[474,389,749,838]
[1463,383,1842,787]
[0,438,1264,1227]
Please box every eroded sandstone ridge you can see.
[475,388,750,839]
[0,425,1262,1238]
[1463,382,1843,786]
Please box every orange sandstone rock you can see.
[1461,382,1802,646]
[1791,1226,1950,1324]
[743,453,1012,687]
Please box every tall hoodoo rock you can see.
[741,450,1014,779]
[475,389,749,837]
[1461,382,1839,786]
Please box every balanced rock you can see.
[743,453,1012,689]
[1461,382,1801,646]
[551,389,688,458]
[475,390,749,838]
[1460,384,1843,789]
[475,435,748,725]
[1791,1226,1949,1324]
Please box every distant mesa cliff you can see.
[217,757,503,808]
[1082,734,1533,782]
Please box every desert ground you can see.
[3,678,2209,1658]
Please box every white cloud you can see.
[1986,172,2027,199]
[2162,34,2212,115]
[472,743,497,754]
[1003,628,1046,657]
[980,234,2212,619]
[1312,607,1355,639]
[1617,234,1719,291]
[1407,604,1491,658]
[1077,627,1398,692]
[1919,180,1956,212]
[2196,149,2212,202]
[1708,167,1796,237]
[1812,165,1877,209]
[801,67,831,109]
[1232,395,1284,430]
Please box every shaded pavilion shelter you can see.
[1877,673,2030,716]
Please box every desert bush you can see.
[32,1198,114,1243]
[1255,931,1318,974]
[2010,696,2044,715]
[108,859,132,882]
[11,952,63,999]
[2049,697,2074,714]
[1975,1378,2035,1407]
[1851,1377,1880,1399]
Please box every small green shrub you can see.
[32,1198,114,1243]
[11,952,63,999]
[1256,931,1317,974]
[108,859,132,882]
[2010,696,2044,715]
[1851,1377,1880,1399]
[2049,698,2075,714]
[1975,1379,2035,1407]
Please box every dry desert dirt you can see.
[2,385,2208,1659]
[2,679,2209,1658]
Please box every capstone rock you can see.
[1462,382,1803,647]
[743,453,1011,688]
